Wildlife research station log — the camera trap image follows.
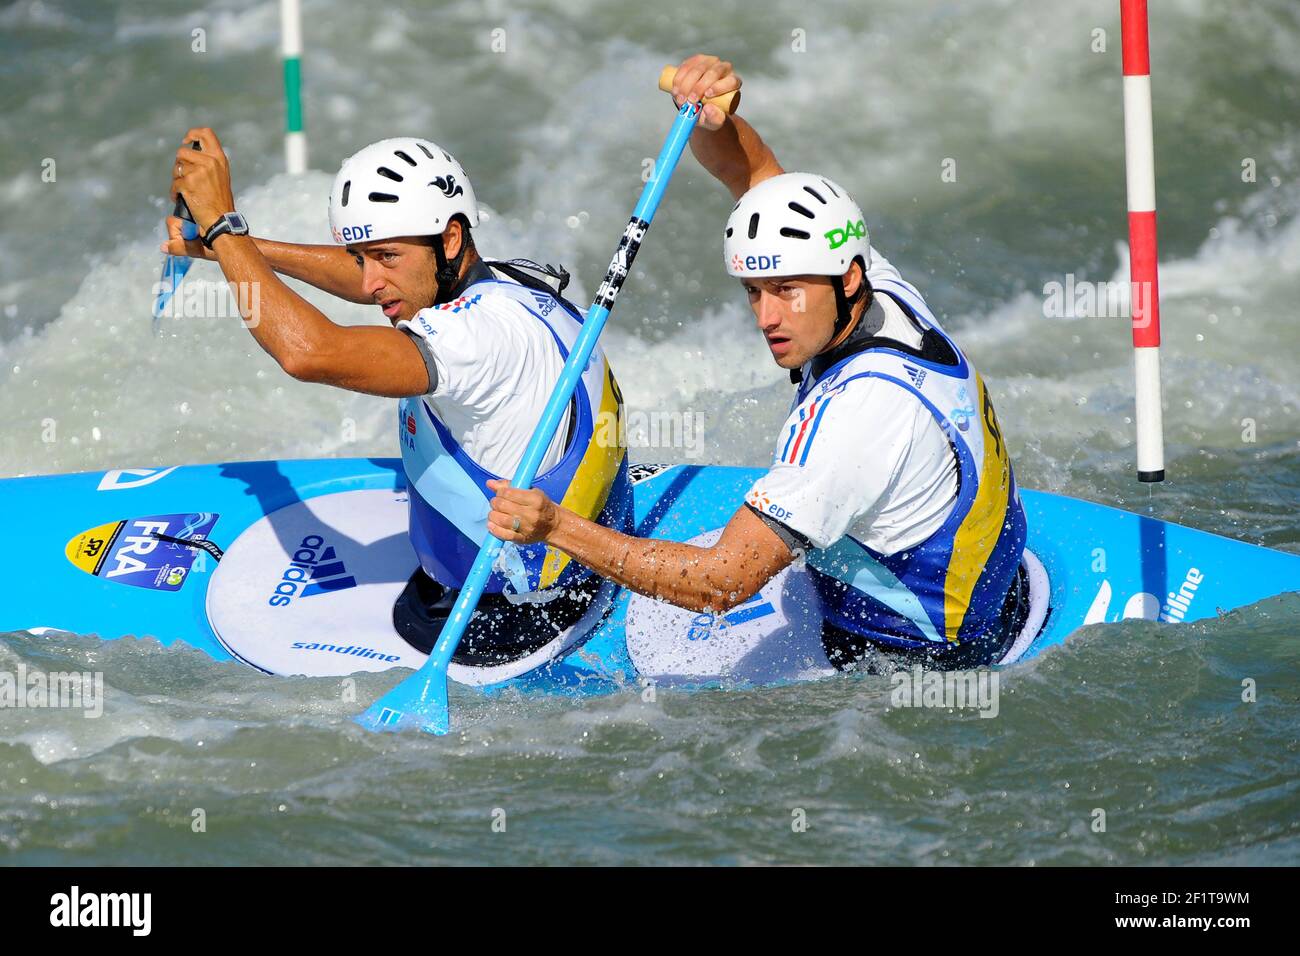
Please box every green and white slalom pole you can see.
[280,0,306,174]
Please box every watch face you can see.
[227,212,248,233]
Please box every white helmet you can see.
[329,137,479,245]
[724,172,870,279]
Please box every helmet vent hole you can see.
[341,180,351,207]
[819,179,839,198]
[725,226,733,238]
[747,212,759,239]
[368,192,400,203]
[393,150,417,167]
[442,149,452,162]
[376,166,404,182]
[417,143,435,160]
[779,227,810,240]
[801,186,826,205]
[787,201,815,219]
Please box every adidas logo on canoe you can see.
[267,533,358,607]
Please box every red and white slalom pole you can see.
[1120,0,1164,482]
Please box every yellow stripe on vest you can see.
[943,375,1011,642]
[539,359,627,588]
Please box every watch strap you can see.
[202,212,247,249]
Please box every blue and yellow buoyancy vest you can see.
[803,278,1028,650]
[397,276,632,596]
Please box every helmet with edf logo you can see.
[724,172,870,279]
[329,137,479,245]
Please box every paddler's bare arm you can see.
[168,127,428,397]
[486,480,796,614]
[162,224,372,304]
[669,54,783,199]
[205,232,428,396]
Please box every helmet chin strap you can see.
[822,264,872,354]
[789,268,873,386]
[431,223,469,305]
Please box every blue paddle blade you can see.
[152,220,200,330]
[153,256,193,319]
[355,669,450,735]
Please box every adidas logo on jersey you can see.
[528,290,557,316]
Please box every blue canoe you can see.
[1,458,1297,695]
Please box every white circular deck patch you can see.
[206,489,426,676]
[624,529,834,686]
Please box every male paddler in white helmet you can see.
[161,129,632,679]
[487,57,1033,671]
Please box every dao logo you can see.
[268,534,357,607]
[742,254,782,271]
[824,218,866,251]
[340,224,374,242]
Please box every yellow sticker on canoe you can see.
[65,520,126,576]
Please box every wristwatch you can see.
[202,211,250,249]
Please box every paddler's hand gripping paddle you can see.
[355,70,739,735]
[152,140,202,330]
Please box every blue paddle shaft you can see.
[361,101,702,732]
[428,104,699,661]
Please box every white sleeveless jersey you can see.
[397,275,631,594]
[747,257,959,555]
[746,262,1026,648]
[397,283,570,477]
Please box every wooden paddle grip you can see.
[658,66,740,114]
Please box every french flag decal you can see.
[780,395,833,466]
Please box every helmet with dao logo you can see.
[724,172,870,279]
